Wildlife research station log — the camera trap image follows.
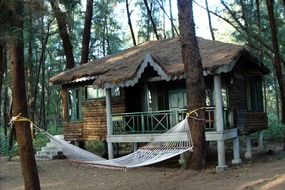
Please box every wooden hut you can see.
[50,37,269,170]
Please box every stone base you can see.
[245,152,252,159]
[216,165,228,172]
[231,158,242,165]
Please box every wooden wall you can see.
[62,87,126,141]
[82,96,125,141]
[227,73,247,133]
[227,73,268,134]
[63,122,83,140]
[245,112,268,133]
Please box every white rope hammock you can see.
[44,118,193,169]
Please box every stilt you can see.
[179,152,189,169]
[216,140,227,171]
[133,143,138,151]
[232,137,242,164]
[214,75,228,171]
[106,88,114,159]
[258,131,264,150]
[245,135,252,159]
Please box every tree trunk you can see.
[177,0,206,170]
[80,0,93,64]
[50,0,75,69]
[205,0,215,40]
[256,0,263,62]
[266,0,285,147]
[169,0,175,37]
[3,49,8,137]
[40,50,46,130]
[126,0,136,46]
[8,2,40,188]
[143,0,160,40]
[155,0,179,37]
[0,45,4,118]
[32,18,53,121]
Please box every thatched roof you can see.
[50,37,267,88]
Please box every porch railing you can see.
[112,107,231,134]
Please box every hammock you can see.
[44,118,193,169]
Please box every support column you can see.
[232,137,242,164]
[179,152,189,169]
[133,143,138,151]
[258,131,264,150]
[245,135,252,159]
[106,88,114,159]
[214,75,227,171]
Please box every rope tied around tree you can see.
[9,113,46,136]
[186,106,211,121]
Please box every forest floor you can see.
[1,143,285,190]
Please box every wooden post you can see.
[105,88,114,159]
[214,75,227,171]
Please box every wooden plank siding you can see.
[61,87,126,141]
[227,73,268,134]
[63,122,83,140]
[245,112,268,133]
[227,73,247,134]
[82,96,125,141]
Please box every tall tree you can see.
[50,0,75,69]
[266,0,285,147]
[143,0,160,40]
[126,0,136,46]
[0,44,4,118]
[3,49,8,137]
[80,0,94,64]
[8,1,41,189]
[177,0,206,170]
[205,0,215,40]
[169,0,175,37]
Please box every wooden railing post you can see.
[141,113,145,133]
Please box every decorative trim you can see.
[103,53,171,88]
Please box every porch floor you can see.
[107,128,238,143]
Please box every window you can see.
[85,86,120,99]
[247,78,263,112]
[68,89,82,121]
[221,88,228,107]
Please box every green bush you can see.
[0,124,63,157]
[263,113,285,141]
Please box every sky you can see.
[82,0,234,43]
[113,0,233,43]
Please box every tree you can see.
[50,0,75,69]
[7,1,41,189]
[205,0,215,40]
[266,0,285,147]
[80,0,94,64]
[143,0,160,40]
[177,0,206,170]
[126,0,136,46]
[0,44,4,118]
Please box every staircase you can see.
[35,135,65,160]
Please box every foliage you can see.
[264,113,285,141]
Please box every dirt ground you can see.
[1,148,285,190]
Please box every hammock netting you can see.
[44,118,193,169]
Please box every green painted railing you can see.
[112,107,231,134]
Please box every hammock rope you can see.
[10,112,197,169]
[45,118,192,169]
